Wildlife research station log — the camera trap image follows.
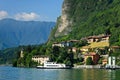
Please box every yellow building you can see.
[80,46,90,54]
[32,55,49,65]
[72,47,78,53]
[102,59,108,65]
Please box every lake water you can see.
[0,66,120,80]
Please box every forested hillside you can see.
[50,0,120,46]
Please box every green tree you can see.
[64,58,72,66]
[79,57,84,62]
[12,59,17,67]
[57,47,68,63]
[31,50,37,55]
[25,54,32,67]
[68,50,74,66]
[86,57,93,65]
[98,58,102,64]
[17,58,24,67]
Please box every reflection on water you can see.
[82,69,110,80]
[57,69,119,80]
[108,70,116,80]
[0,66,120,80]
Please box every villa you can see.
[85,34,110,43]
[32,55,49,65]
[52,41,70,47]
[52,39,79,48]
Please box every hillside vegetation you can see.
[50,0,120,46]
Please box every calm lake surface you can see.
[0,66,120,80]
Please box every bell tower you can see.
[20,49,24,58]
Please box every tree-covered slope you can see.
[50,0,120,45]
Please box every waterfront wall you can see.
[73,65,101,69]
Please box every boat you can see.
[37,62,71,69]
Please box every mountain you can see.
[50,0,120,45]
[0,18,55,50]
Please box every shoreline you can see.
[1,64,120,70]
[73,65,101,69]
[0,64,12,66]
[73,65,120,69]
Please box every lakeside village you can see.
[18,34,120,69]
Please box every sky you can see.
[0,0,64,22]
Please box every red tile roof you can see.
[84,52,97,56]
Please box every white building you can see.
[52,42,65,47]
[32,55,49,65]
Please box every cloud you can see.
[0,10,8,19]
[0,11,42,21]
[15,12,40,21]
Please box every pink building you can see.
[84,52,100,64]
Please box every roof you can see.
[84,52,98,56]
[87,35,110,39]
[111,46,120,49]
[102,59,108,62]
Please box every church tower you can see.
[20,49,24,58]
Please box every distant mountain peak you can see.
[0,19,55,50]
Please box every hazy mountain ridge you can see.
[0,18,55,49]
